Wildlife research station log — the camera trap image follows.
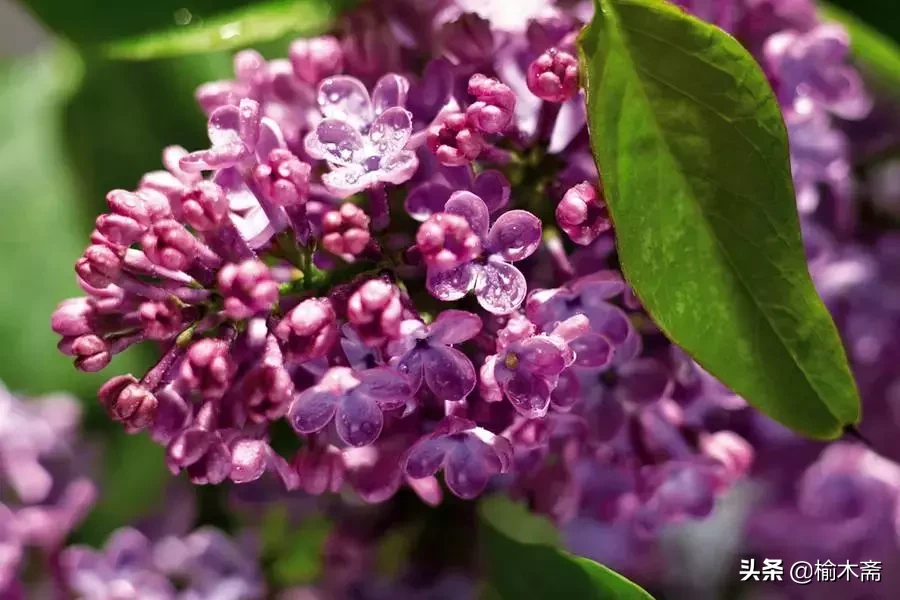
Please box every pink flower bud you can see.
[175,181,228,232]
[466,74,516,134]
[243,363,294,423]
[321,203,372,257]
[555,181,611,245]
[275,298,339,363]
[347,280,404,345]
[141,220,197,272]
[290,36,344,85]
[180,339,235,400]
[218,260,279,320]
[426,112,485,166]
[527,48,579,102]
[75,244,122,288]
[254,149,311,208]
[52,298,95,337]
[99,375,158,431]
[416,213,482,272]
[94,213,145,247]
[139,298,186,341]
[64,334,111,372]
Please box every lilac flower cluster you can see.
[47,0,894,571]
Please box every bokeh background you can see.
[1,1,899,598]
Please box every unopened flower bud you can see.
[218,260,279,320]
[75,244,122,288]
[426,112,484,166]
[63,334,111,372]
[139,298,186,341]
[347,280,404,345]
[527,48,579,102]
[180,339,235,400]
[142,220,197,272]
[51,298,95,337]
[254,149,311,207]
[175,181,229,232]
[99,375,158,431]
[466,74,516,134]
[416,213,481,272]
[321,203,372,257]
[555,181,611,245]
[275,298,339,363]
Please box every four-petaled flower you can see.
[305,74,419,197]
[403,416,513,499]
[387,310,483,402]
[288,367,413,447]
[425,191,541,314]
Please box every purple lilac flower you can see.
[288,367,413,447]
[387,310,482,402]
[424,192,542,314]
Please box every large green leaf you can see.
[479,497,654,600]
[821,3,900,94]
[578,0,860,439]
[19,0,355,59]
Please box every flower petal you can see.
[472,170,511,213]
[397,348,425,393]
[444,439,494,499]
[288,389,339,434]
[335,391,383,447]
[207,103,243,148]
[356,366,414,411]
[518,337,568,376]
[372,73,410,116]
[427,262,478,301]
[474,260,526,315]
[317,75,372,128]
[427,309,483,345]
[368,107,413,157]
[569,332,614,368]
[617,359,673,405]
[305,119,364,166]
[444,191,490,239]
[486,209,542,262]
[255,117,286,161]
[405,182,453,221]
[322,165,370,198]
[423,346,476,402]
[404,437,449,479]
[378,150,419,185]
[499,370,553,419]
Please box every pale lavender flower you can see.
[305,75,418,197]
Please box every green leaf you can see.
[479,497,655,600]
[19,0,356,60]
[578,0,861,439]
[269,514,332,586]
[821,3,900,93]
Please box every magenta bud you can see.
[347,280,404,345]
[426,112,485,166]
[66,334,111,372]
[555,181,611,245]
[95,213,146,247]
[275,298,339,363]
[218,259,279,320]
[527,48,579,102]
[416,213,482,272]
[142,220,196,272]
[253,149,311,207]
[466,74,516,134]
[75,244,122,288]
[180,339,235,400]
[99,374,158,431]
[139,298,186,341]
[290,36,344,85]
[175,181,228,232]
[51,298,95,337]
[321,203,372,257]
[243,363,294,423]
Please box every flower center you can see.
[504,352,519,370]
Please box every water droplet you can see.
[173,8,192,26]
